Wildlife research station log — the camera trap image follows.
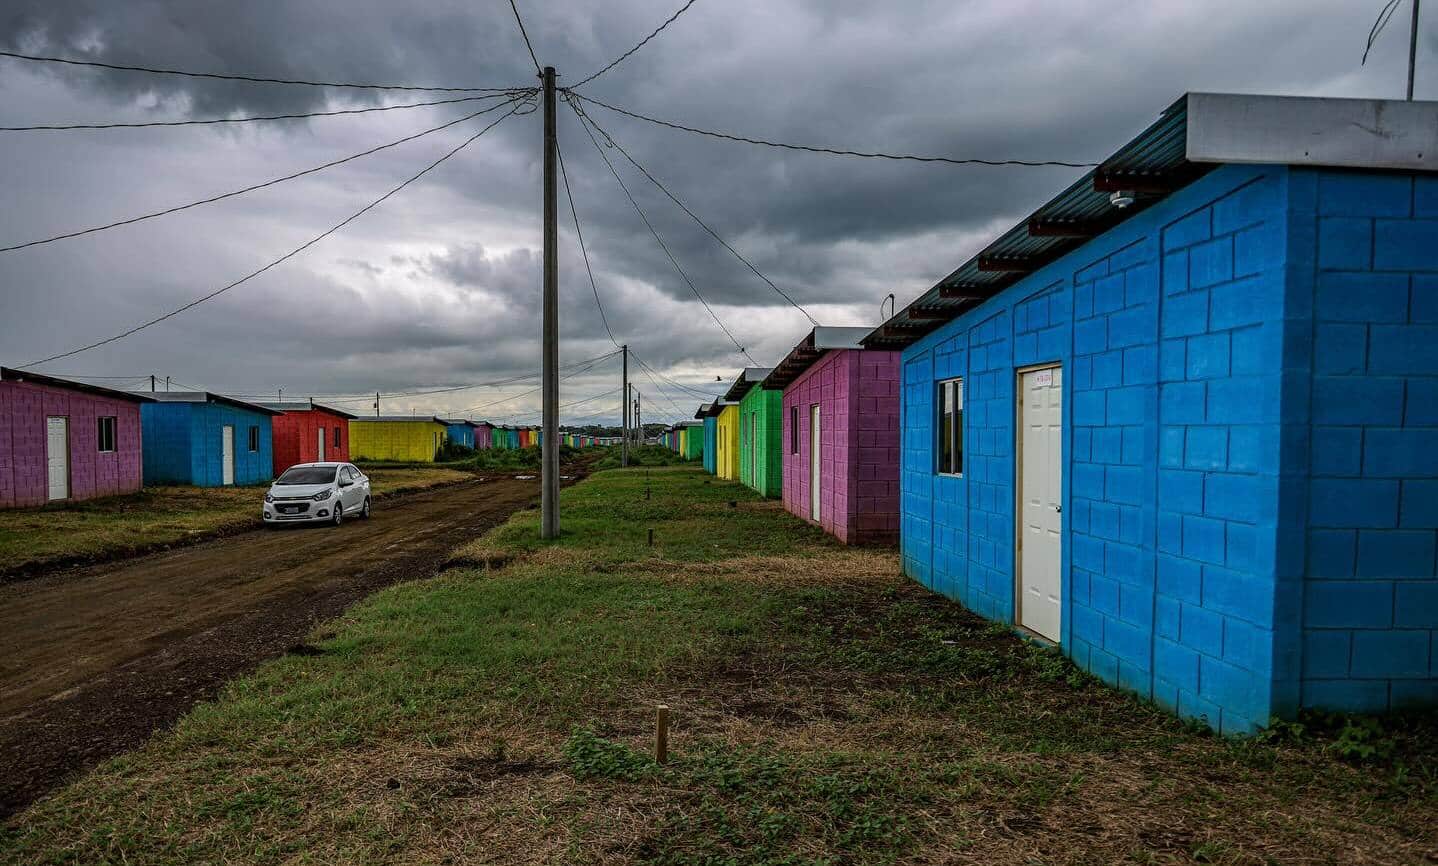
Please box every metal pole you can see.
[621,345,629,467]
[150,375,156,392]
[1409,0,1421,100]
[636,391,642,446]
[541,66,560,539]
[165,376,170,392]
[375,391,380,418]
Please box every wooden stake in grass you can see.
[648,528,654,547]
[655,704,670,763]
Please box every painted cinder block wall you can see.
[738,387,783,497]
[716,405,740,480]
[782,349,902,545]
[474,423,493,450]
[272,408,351,475]
[703,417,718,473]
[349,419,446,463]
[0,380,144,507]
[142,402,274,486]
[444,422,475,449]
[900,163,1438,734]
[684,426,704,460]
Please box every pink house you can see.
[0,368,153,508]
[765,328,901,546]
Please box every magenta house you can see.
[765,327,901,545]
[0,368,153,508]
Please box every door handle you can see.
[1055,505,1062,513]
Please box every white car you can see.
[263,462,371,526]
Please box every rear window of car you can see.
[276,466,337,485]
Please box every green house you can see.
[726,367,782,498]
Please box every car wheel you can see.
[361,497,372,519]
[332,503,343,527]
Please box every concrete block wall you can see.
[0,382,144,507]
[782,349,851,540]
[191,404,274,487]
[141,402,194,486]
[1291,169,1438,711]
[901,165,1291,733]
[739,387,783,498]
[853,350,902,544]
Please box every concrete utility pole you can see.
[621,344,629,467]
[635,391,643,446]
[375,392,380,418]
[1409,0,1422,101]
[541,65,560,539]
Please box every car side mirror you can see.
[339,479,352,488]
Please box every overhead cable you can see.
[25,97,533,367]
[570,0,701,89]
[0,93,534,254]
[0,49,520,92]
[567,91,1099,168]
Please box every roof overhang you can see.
[862,92,1438,351]
[145,391,281,414]
[695,402,716,419]
[259,401,359,419]
[1,367,155,403]
[722,367,774,402]
[763,326,873,390]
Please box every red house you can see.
[0,367,154,508]
[259,402,357,475]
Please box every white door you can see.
[221,425,235,486]
[1018,365,1063,642]
[45,416,69,502]
[317,427,326,462]
[809,405,821,521]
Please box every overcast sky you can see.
[0,0,1428,425]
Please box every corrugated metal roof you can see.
[259,401,359,419]
[1,367,155,404]
[722,367,774,402]
[143,391,282,415]
[763,326,874,390]
[861,94,1201,349]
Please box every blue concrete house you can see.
[697,402,719,474]
[140,392,280,487]
[439,418,477,449]
[865,93,1438,734]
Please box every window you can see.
[333,427,342,448]
[937,378,964,476]
[790,407,799,454]
[97,416,117,452]
[248,425,259,452]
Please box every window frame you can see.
[935,377,965,477]
[248,425,259,453]
[333,426,342,448]
[790,406,799,454]
[97,416,117,453]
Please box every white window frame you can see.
[936,377,964,477]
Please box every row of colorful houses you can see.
[679,93,1438,732]
[0,366,584,503]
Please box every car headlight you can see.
[313,489,333,502]
[264,492,273,503]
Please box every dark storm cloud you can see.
[0,0,1429,422]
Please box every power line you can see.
[0,49,519,92]
[507,0,543,74]
[567,92,1100,168]
[573,98,818,325]
[25,97,533,368]
[1,93,533,254]
[570,0,701,89]
[555,135,621,349]
[1363,0,1406,64]
[569,101,757,365]
[0,93,526,132]
[631,351,722,399]
[457,351,618,414]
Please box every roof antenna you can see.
[881,292,896,321]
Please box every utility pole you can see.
[150,375,156,393]
[375,391,380,418]
[164,376,170,392]
[635,391,643,446]
[1409,0,1422,100]
[541,65,560,540]
[621,344,630,467]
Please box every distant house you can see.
[726,368,782,498]
[439,418,479,449]
[678,420,704,461]
[0,368,153,507]
[866,93,1438,733]
[261,402,357,475]
[764,327,901,545]
[715,402,740,480]
[349,416,447,463]
[697,403,719,474]
[141,392,280,487]
[473,421,495,450]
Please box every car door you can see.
[339,466,361,510]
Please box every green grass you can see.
[0,466,471,575]
[3,467,1435,865]
[592,444,698,470]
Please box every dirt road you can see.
[0,476,545,818]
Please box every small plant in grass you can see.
[1328,715,1395,762]
[563,727,655,781]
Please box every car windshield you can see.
[275,466,337,485]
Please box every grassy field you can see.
[2,467,1435,864]
[0,466,471,576]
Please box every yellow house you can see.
[716,403,740,480]
[349,416,448,463]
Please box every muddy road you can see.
[0,475,552,818]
